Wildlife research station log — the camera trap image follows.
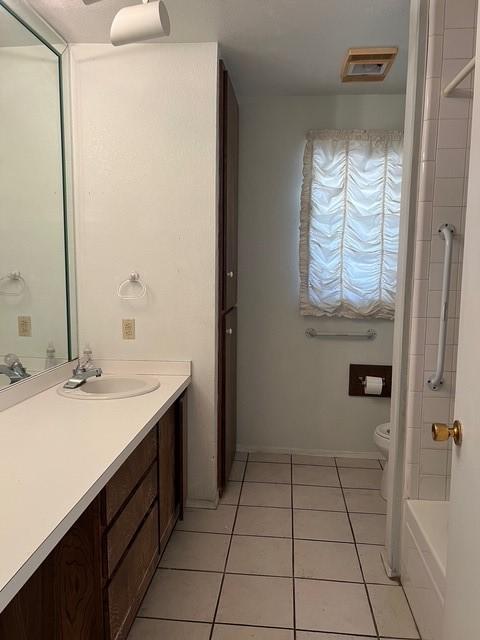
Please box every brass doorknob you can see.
[432,420,463,445]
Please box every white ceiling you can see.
[27,0,410,96]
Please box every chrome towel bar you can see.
[305,328,377,339]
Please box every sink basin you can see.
[58,375,160,400]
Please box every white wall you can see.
[238,94,406,454]
[0,46,68,386]
[70,43,219,504]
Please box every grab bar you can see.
[306,328,377,339]
[427,224,455,391]
[443,57,475,97]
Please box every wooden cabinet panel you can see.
[106,462,158,577]
[219,61,239,314]
[0,499,103,640]
[105,428,157,524]
[223,307,237,482]
[177,392,188,519]
[158,405,177,553]
[107,503,159,640]
[217,61,239,493]
[51,498,104,639]
[0,559,52,640]
[223,69,239,313]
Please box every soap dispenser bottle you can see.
[45,342,57,368]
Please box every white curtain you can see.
[299,129,403,319]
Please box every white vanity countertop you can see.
[0,361,191,613]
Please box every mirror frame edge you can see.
[0,0,79,408]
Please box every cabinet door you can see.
[107,503,159,640]
[51,498,104,639]
[158,404,177,552]
[220,62,239,313]
[0,561,51,640]
[0,498,104,640]
[223,307,237,483]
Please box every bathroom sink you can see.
[58,375,160,400]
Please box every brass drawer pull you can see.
[432,420,463,445]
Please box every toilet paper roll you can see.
[364,376,383,396]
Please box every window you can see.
[299,129,403,319]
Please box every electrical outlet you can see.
[18,315,32,337]
[122,318,135,340]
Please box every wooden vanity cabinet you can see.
[0,392,187,640]
[0,497,105,640]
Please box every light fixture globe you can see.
[110,0,171,46]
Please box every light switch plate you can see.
[122,318,135,340]
[18,315,32,337]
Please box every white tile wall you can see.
[404,0,477,501]
[445,0,476,29]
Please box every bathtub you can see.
[401,500,448,640]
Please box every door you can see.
[217,61,239,491]
[442,42,480,639]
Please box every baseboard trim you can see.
[236,445,383,460]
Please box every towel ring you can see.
[117,272,147,300]
[0,271,26,296]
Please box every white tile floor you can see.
[128,453,420,640]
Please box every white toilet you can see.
[373,422,390,500]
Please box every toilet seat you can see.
[375,422,390,440]
[373,422,390,500]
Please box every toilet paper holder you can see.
[359,376,386,389]
[349,364,392,398]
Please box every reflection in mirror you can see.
[0,2,72,389]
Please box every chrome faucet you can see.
[63,355,102,390]
[0,354,30,384]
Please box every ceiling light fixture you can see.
[110,0,170,46]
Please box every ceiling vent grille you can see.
[341,47,398,83]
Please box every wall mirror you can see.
[0,0,77,390]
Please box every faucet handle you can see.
[74,355,90,374]
[5,353,27,374]
[5,353,20,367]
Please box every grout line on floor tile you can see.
[334,457,381,640]
[244,480,292,485]
[208,452,249,639]
[239,502,292,509]
[152,564,399,587]
[170,526,385,543]
[342,486,384,492]
[136,615,415,639]
[295,627,378,638]
[399,581,422,639]
[240,477,383,492]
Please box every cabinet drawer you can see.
[106,462,158,577]
[107,503,159,640]
[105,428,157,524]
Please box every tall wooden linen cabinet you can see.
[217,61,239,492]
